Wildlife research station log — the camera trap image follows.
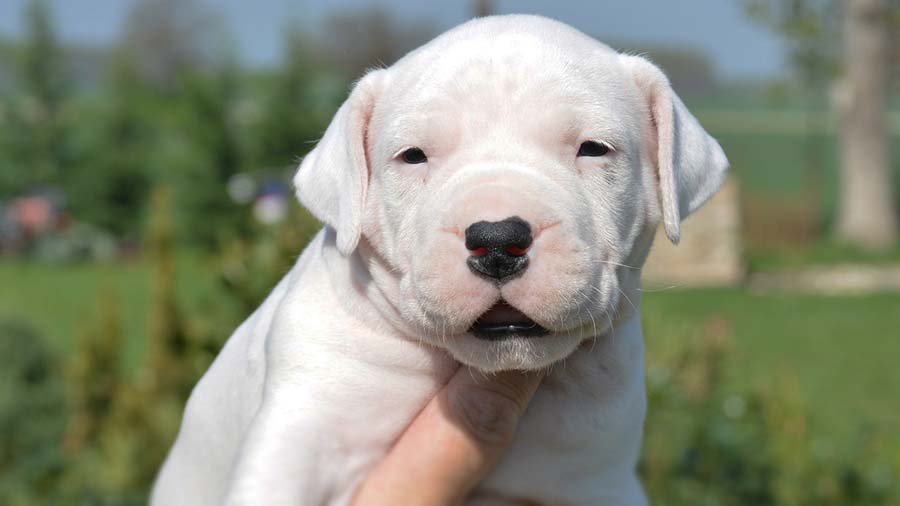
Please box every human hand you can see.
[351,366,545,505]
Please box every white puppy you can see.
[152,14,727,506]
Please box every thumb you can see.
[352,366,544,505]
[444,367,545,450]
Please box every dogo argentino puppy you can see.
[152,14,727,506]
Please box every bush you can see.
[0,320,66,506]
[641,317,897,505]
[2,217,896,504]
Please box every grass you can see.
[0,255,235,369]
[641,288,900,457]
[0,259,152,361]
[745,241,900,272]
[2,257,899,459]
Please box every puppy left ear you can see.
[619,54,729,244]
[294,69,385,255]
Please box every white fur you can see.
[151,15,727,506]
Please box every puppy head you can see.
[295,15,728,372]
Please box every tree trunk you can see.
[473,0,495,17]
[836,0,898,250]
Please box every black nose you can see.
[465,216,532,281]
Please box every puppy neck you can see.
[319,227,422,341]
[315,227,457,382]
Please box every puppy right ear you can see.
[294,69,385,256]
[619,55,728,244]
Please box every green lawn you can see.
[0,259,150,360]
[2,258,899,458]
[0,256,235,369]
[642,288,900,454]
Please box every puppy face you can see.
[295,15,727,372]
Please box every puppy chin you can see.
[442,332,585,373]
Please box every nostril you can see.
[506,245,528,257]
[469,246,488,257]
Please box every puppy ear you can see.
[293,69,385,255]
[619,55,729,244]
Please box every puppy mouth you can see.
[469,301,549,340]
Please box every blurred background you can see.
[0,0,898,504]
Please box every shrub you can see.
[641,316,896,505]
[0,320,66,506]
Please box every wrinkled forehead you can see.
[374,31,642,149]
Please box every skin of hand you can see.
[351,366,545,506]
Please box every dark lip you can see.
[469,301,550,340]
[470,322,550,340]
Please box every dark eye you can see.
[400,147,427,164]
[577,141,610,157]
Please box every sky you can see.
[0,0,787,82]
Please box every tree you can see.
[63,288,124,455]
[8,0,69,189]
[744,1,842,88]
[835,0,898,249]
[320,7,437,78]
[142,186,194,400]
[179,59,250,247]
[744,0,898,250]
[256,26,339,170]
[64,52,152,239]
[473,0,496,17]
[744,0,841,238]
[120,0,228,92]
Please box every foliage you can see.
[175,62,250,248]
[641,316,897,505]
[218,206,321,313]
[0,320,66,506]
[63,54,152,239]
[0,0,342,251]
[119,0,230,92]
[0,0,71,195]
[742,0,841,88]
[254,27,345,171]
[22,186,228,504]
[63,287,124,455]
[3,235,900,503]
[141,186,201,402]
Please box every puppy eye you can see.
[400,147,428,164]
[577,141,610,157]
